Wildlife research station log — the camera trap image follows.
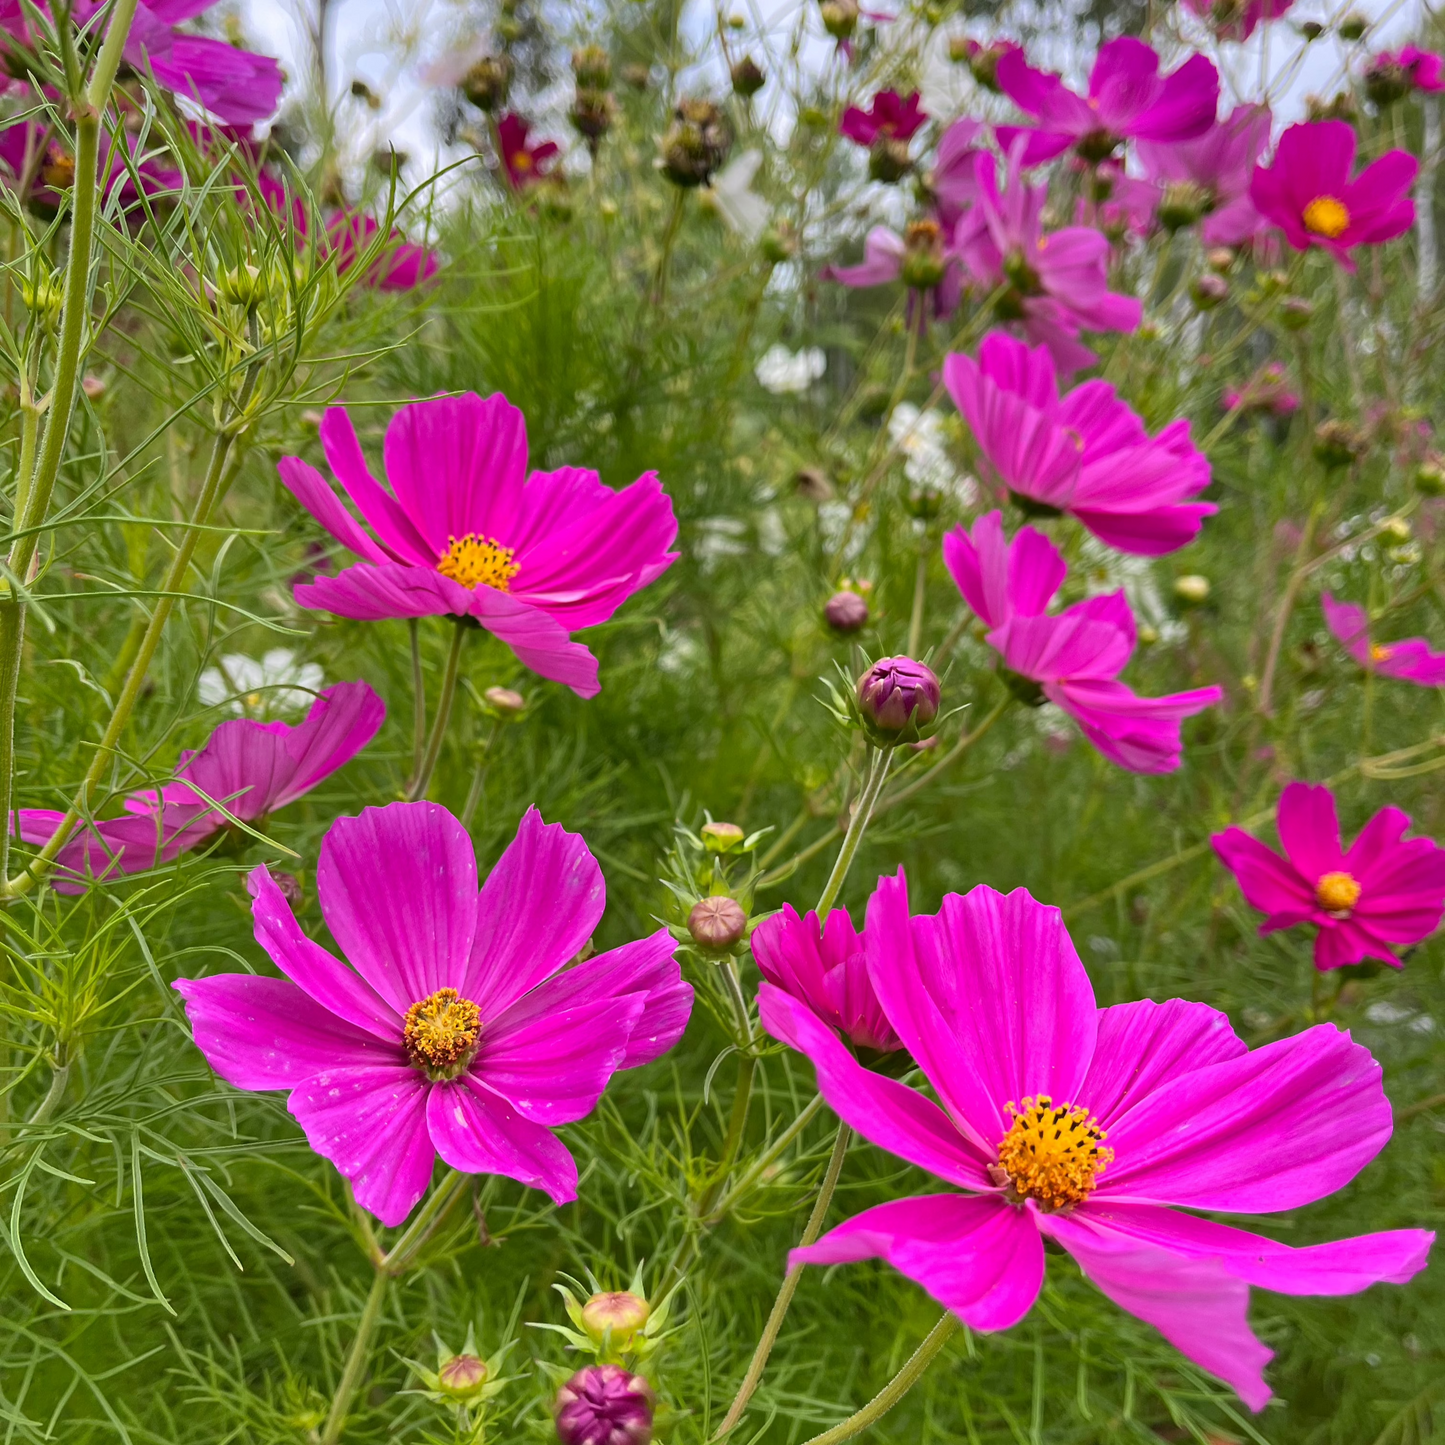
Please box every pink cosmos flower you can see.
[751,905,902,1053]
[0,1,283,126]
[279,394,677,699]
[839,89,927,146]
[1250,121,1416,271]
[931,117,987,226]
[1322,593,1445,687]
[15,681,383,894]
[995,37,1219,167]
[0,117,184,209]
[1212,781,1445,971]
[944,331,1213,555]
[1366,45,1445,96]
[174,802,693,1225]
[497,113,560,189]
[942,512,1221,772]
[1074,159,1158,242]
[1136,104,1271,246]
[256,174,437,291]
[1180,0,1293,42]
[763,872,1433,1411]
[954,150,1142,374]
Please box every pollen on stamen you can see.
[1316,870,1362,917]
[993,1095,1113,1213]
[403,987,482,1079]
[437,533,520,592]
[1371,643,1393,663]
[1302,194,1350,239]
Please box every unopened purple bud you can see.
[824,590,869,633]
[687,896,747,949]
[555,1365,654,1445]
[272,871,305,911]
[857,656,940,733]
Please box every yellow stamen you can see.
[1302,195,1350,239]
[1316,870,1361,917]
[1370,643,1393,662]
[437,533,520,592]
[403,987,482,1079]
[994,1095,1112,1213]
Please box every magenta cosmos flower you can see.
[1365,46,1445,102]
[498,113,561,189]
[1180,0,1293,41]
[1323,593,1445,687]
[954,151,1142,374]
[762,872,1433,1411]
[943,512,1221,771]
[995,38,1218,167]
[1251,121,1416,271]
[1136,104,1272,246]
[175,802,692,1225]
[15,681,383,893]
[944,331,1213,555]
[279,393,678,698]
[751,905,901,1053]
[1213,782,1445,971]
[839,89,927,145]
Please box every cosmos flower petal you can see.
[317,802,480,1011]
[1211,826,1316,916]
[1039,1211,1273,1412]
[792,1195,1044,1332]
[426,1076,578,1205]
[464,806,606,1016]
[318,408,434,564]
[288,1063,435,1227]
[295,561,476,620]
[277,456,393,565]
[1275,780,1345,879]
[1100,1024,1392,1211]
[174,974,400,1090]
[466,588,602,698]
[758,983,993,1188]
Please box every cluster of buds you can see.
[406,1325,514,1431]
[462,53,512,112]
[660,97,731,187]
[570,45,618,150]
[661,817,764,957]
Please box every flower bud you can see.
[660,98,731,187]
[731,55,766,96]
[484,685,527,716]
[1174,574,1211,606]
[1299,19,1325,39]
[81,374,106,400]
[462,54,512,111]
[824,589,869,633]
[1415,456,1445,495]
[217,263,264,311]
[700,821,745,854]
[22,274,64,324]
[1278,296,1313,330]
[1313,419,1368,469]
[967,39,1012,91]
[857,657,940,734]
[437,1352,488,1402]
[760,220,799,263]
[1337,12,1367,39]
[571,89,618,142]
[271,871,306,911]
[580,1291,650,1348]
[555,1366,654,1445]
[1158,181,1210,231]
[1205,247,1235,273]
[687,896,747,950]
[1364,58,1411,107]
[572,45,613,90]
[899,219,946,290]
[947,34,972,62]
[868,136,913,183]
[1190,273,1228,311]
[820,0,859,38]
[1306,90,1356,123]
[621,62,650,90]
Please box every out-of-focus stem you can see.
[408,618,425,785]
[813,747,890,918]
[714,1120,851,1437]
[799,1312,961,1445]
[1257,500,1321,718]
[906,549,927,657]
[318,1267,389,1445]
[406,619,467,802]
[459,717,504,830]
[704,1092,826,1225]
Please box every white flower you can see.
[707,149,770,241]
[755,344,826,394]
[198,649,325,717]
[888,404,975,502]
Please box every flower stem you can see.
[799,1312,960,1445]
[714,1119,851,1438]
[318,1267,390,1445]
[407,619,467,802]
[813,748,891,918]
[459,717,504,830]
[408,618,426,785]
[906,549,928,658]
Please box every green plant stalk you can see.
[813,748,892,918]
[407,619,467,801]
[714,1119,851,1438]
[703,1092,826,1225]
[0,0,142,887]
[460,717,504,830]
[4,341,264,897]
[906,549,927,658]
[800,1312,961,1445]
[408,618,426,785]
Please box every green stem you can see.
[408,618,426,786]
[906,549,927,658]
[459,717,503,830]
[714,1120,851,1438]
[1257,499,1321,718]
[26,1048,70,1127]
[406,619,466,802]
[5,340,264,897]
[800,1312,960,1445]
[318,1268,390,1445]
[704,1092,826,1225]
[813,748,891,918]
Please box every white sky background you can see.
[236,0,1437,186]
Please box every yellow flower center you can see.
[403,987,482,1079]
[513,151,532,171]
[41,150,76,189]
[437,533,520,592]
[1370,643,1393,662]
[993,1095,1113,1213]
[1302,195,1350,239]
[1315,870,1361,917]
